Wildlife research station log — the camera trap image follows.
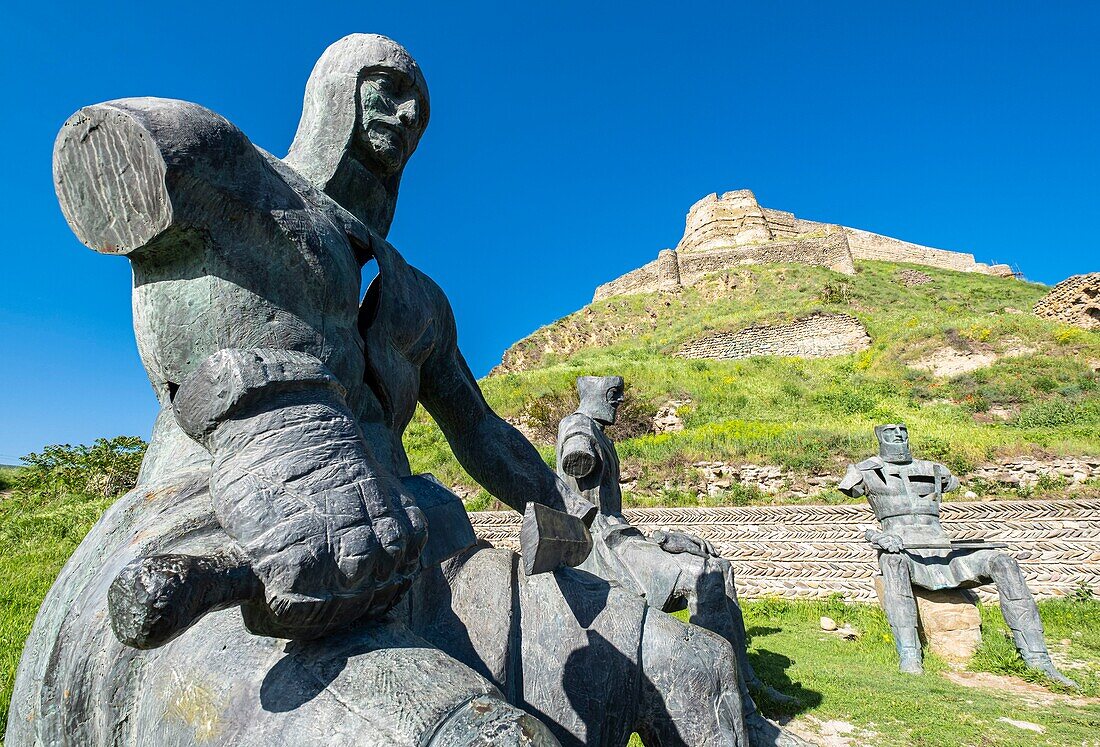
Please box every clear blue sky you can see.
[1,1,1097,462]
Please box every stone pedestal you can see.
[875,577,982,663]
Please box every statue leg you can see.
[987,554,1077,687]
[677,557,805,747]
[878,553,922,674]
[636,608,747,747]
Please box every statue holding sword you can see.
[840,424,1075,685]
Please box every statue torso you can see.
[857,458,951,543]
[130,146,433,481]
[557,413,622,516]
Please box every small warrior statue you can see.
[557,376,807,747]
[839,424,1075,685]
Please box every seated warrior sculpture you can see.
[839,424,1075,685]
[557,376,805,747]
[8,34,751,747]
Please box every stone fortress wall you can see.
[675,312,871,361]
[470,498,1100,602]
[1033,273,1100,330]
[593,189,1015,301]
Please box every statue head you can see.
[285,34,429,234]
[576,376,625,426]
[875,423,912,463]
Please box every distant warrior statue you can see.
[839,424,1075,685]
[8,34,751,747]
[557,376,806,747]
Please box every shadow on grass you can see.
[747,625,824,717]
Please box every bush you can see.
[1013,400,1096,429]
[517,386,658,444]
[16,436,147,498]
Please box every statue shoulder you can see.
[855,456,884,471]
[558,412,596,439]
[909,459,943,475]
[55,97,280,258]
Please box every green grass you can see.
[0,489,113,739]
[625,597,1100,746]
[405,261,1100,507]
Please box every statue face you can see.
[879,424,908,445]
[605,383,625,422]
[577,375,625,426]
[357,68,427,175]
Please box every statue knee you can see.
[879,552,910,578]
[990,553,1021,577]
[428,695,560,747]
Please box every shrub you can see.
[16,436,147,498]
[819,281,851,305]
[1013,400,1083,429]
[517,385,658,444]
[912,435,974,474]
[1053,326,1088,346]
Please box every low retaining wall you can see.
[468,498,1100,602]
[675,312,870,360]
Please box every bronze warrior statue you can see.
[557,376,808,747]
[839,424,1075,685]
[8,34,754,747]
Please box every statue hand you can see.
[218,463,428,636]
[201,389,429,638]
[560,485,598,527]
[654,531,716,558]
[868,531,905,553]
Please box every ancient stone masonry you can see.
[593,189,1014,301]
[1033,273,1100,330]
[676,312,871,361]
[470,498,1100,603]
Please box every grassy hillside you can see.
[404,260,1100,509]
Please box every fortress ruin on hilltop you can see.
[593,190,1015,301]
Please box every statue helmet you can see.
[577,376,625,426]
[874,423,912,463]
[286,33,429,193]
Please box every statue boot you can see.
[991,556,1077,687]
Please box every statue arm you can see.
[837,464,867,498]
[416,277,596,523]
[169,349,428,638]
[559,433,601,479]
[940,466,961,494]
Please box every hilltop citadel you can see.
[593,189,1015,301]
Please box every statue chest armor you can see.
[861,461,943,522]
[130,180,367,408]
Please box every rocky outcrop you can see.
[896,268,933,286]
[676,312,870,361]
[1033,273,1100,330]
[914,588,983,663]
